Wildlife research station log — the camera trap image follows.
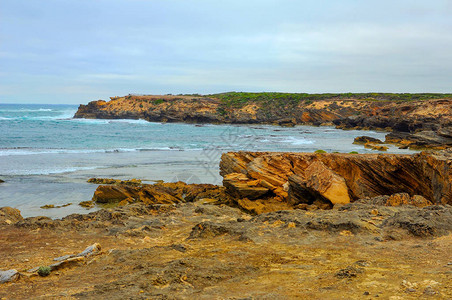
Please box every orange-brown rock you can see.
[385,193,432,208]
[88,178,142,186]
[92,181,229,205]
[364,143,388,151]
[236,198,294,215]
[353,136,384,145]
[223,173,270,200]
[220,150,452,206]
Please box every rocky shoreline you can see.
[1,150,451,298]
[74,93,452,150]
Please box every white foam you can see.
[4,166,100,176]
[281,136,315,145]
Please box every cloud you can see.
[0,0,451,103]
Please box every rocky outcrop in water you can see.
[334,99,452,149]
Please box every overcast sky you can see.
[1,0,451,104]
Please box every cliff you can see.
[74,93,452,149]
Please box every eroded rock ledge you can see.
[220,151,451,209]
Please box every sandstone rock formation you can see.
[220,151,452,207]
[92,181,229,206]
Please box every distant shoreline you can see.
[74,93,452,150]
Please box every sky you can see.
[0,0,451,104]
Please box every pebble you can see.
[423,286,437,296]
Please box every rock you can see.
[0,207,24,225]
[335,266,363,278]
[353,136,383,145]
[223,173,270,200]
[40,204,55,209]
[88,178,118,184]
[277,118,297,127]
[382,205,452,237]
[220,151,451,206]
[364,143,388,151]
[88,178,142,186]
[49,257,85,271]
[40,203,71,209]
[0,269,19,283]
[93,181,228,206]
[77,243,101,257]
[385,131,451,150]
[0,179,4,183]
[235,198,293,215]
[423,286,438,296]
[79,201,94,208]
[188,221,247,240]
[386,193,432,208]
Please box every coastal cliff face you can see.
[74,94,452,149]
[220,151,452,209]
[74,94,354,124]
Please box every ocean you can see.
[0,103,418,218]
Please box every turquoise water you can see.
[0,104,417,218]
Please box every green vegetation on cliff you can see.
[209,92,452,109]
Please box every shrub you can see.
[37,266,51,277]
[314,149,327,154]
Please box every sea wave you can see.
[0,108,54,112]
[0,111,77,121]
[2,166,101,176]
[69,118,153,125]
[0,147,206,156]
[281,136,315,145]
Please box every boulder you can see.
[277,118,297,127]
[287,161,350,205]
[0,207,24,225]
[353,136,383,145]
